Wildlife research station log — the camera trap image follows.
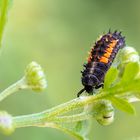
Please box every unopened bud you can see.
[0,111,14,135]
[25,61,47,91]
[92,100,114,126]
[120,46,139,64]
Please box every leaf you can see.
[107,96,136,115]
[120,62,139,84]
[74,120,90,138]
[104,67,118,89]
[0,0,13,8]
[0,0,13,49]
[52,123,89,140]
[122,79,140,93]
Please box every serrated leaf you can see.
[104,67,118,89]
[107,96,136,115]
[120,62,139,84]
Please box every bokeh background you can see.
[0,0,140,140]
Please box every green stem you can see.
[41,93,105,118]
[0,0,9,48]
[0,77,27,102]
[13,120,83,140]
[13,113,92,128]
[13,113,44,128]
[12,93,106,128]
[11,79,140,129]
[51,113,92,123]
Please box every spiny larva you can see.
[77,30,125,97]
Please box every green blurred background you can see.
[0,0,140,140]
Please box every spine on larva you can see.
[77,30,125,97]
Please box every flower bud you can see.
[120,46,139,64]
[25,61,47,91]
[0,111,14,135]
[92,100,114,126]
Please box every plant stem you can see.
[12,93,106,128]
[6,79,140,131]
[13,113,44,128]
[10,73,140,129]
[51,113,92,123]
[13,113,92,128]
[0,77,27,102]
[43,93,107,117]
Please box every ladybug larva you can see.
[77,30,125,97]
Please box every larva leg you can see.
[95,83,104,89]
[77,88,85,97]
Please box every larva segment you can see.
[99,40,118,63]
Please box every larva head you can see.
[81,75,99,93]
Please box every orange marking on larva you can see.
[100,40,118,63]
[87,58,91,62]
[106,47,113,53]
[104,51,111,58]
[99,56,108,63]
[87,57,91,62]
[87,53,92,62]
[109,40,117,49]
[87,47,94,62]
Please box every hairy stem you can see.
[0,77,27,102]
[51,113,92,123]
[12,94,106,128]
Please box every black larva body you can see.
[77,31,125,97]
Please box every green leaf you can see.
[120,62,139,84]
[53,123,89,140]
[107,96,136,115]
[0,0,13,49]
[104,67,118,89]
[0,0,13,8]
[109,79,140,94]
[74,120,90,138]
